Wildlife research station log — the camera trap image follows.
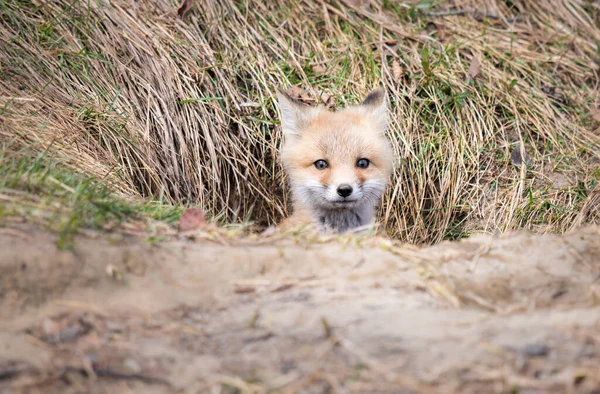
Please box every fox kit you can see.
[277,87,394,233]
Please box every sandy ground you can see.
[0,222,599,394]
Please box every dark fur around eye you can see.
[356,158,370,169]
[314,159,329,170]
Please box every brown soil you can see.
[1,223,599,394]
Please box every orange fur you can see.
[277,88,394,233]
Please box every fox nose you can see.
[336,184,353,198]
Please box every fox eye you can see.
[314,160,329,170]
[356,158,370,169]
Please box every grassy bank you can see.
[1,0,599,243]
[0,147,183,248]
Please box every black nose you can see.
[336,184,353,198]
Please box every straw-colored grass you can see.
[1,0,599,244]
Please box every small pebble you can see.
[521,344,550,357]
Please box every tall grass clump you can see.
[1,0,599,243]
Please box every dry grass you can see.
[1,0,600,243]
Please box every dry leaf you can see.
[177,0,193,19]
[468,56,481,80]
[285,86,304,100]
[319,90,335,108]
[591,108,600,122]
[299,92,311,103]
[392,60,403,82]
[312,64,326,74]
[179,208,206,231]
[285,86,316,105]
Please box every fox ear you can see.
[277,88,318,138]
[360,87,388,133]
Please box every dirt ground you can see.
[0,222,599,394]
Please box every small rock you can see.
[510,145,533,168]
[123,357,142,374]
[521,344,550,357]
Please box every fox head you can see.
[277,88,394,229]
